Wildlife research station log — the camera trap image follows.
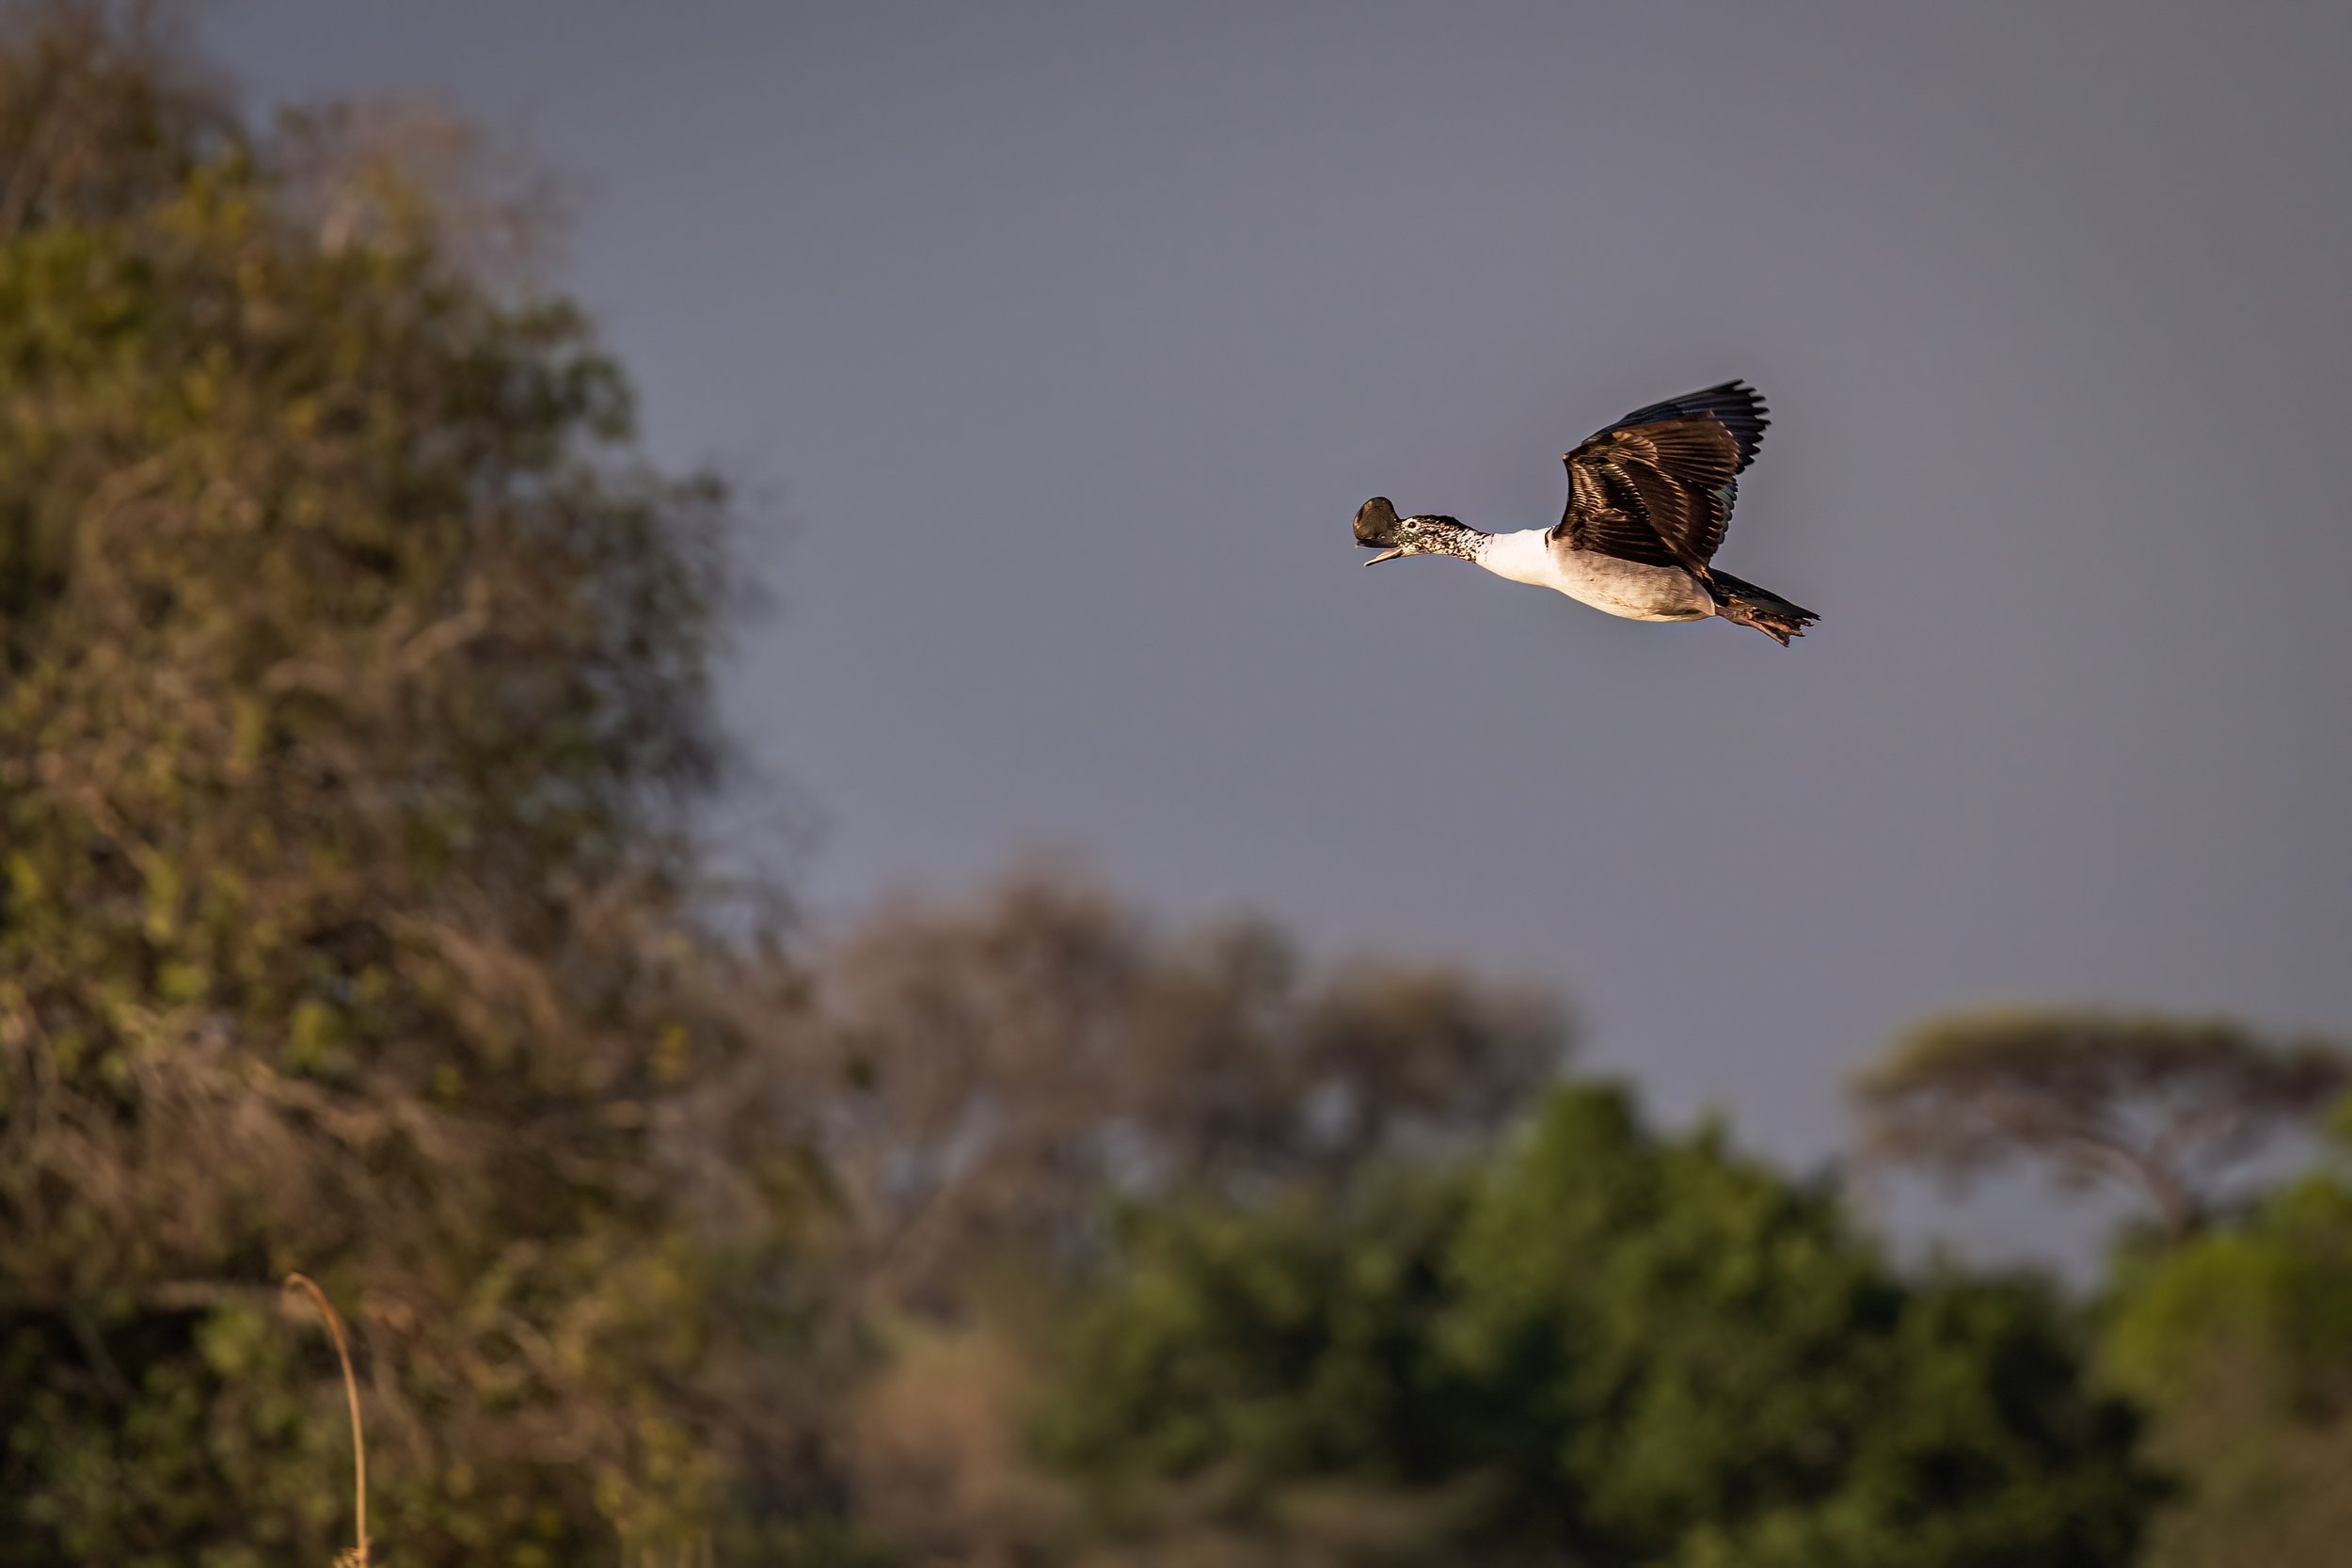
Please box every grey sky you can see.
[206,1,2352,1261]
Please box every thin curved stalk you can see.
[285,1273,370,1567]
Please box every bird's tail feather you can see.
[1708,571,1817,646]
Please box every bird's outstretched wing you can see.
[1549,381,1769,574]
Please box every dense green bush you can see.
[1042,1084,2159,1567]
[2101,1106,2352,1568]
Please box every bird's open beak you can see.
[1362,547,1405,565]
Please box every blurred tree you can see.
[2098,1100,2352,1568]
[0,6,851,1563]
[807,865,1567,1312]
[1040,1083,2158,1568]
[1849,1008,2350,1241]
[755,864,1566,1567]
[1029,1174,1493,1568]
[0,0,230,243]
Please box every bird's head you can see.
[1354,497,1463,564]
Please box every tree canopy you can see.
[0,10,826,1562]
[2098,1105,2352,1568]
[803,867,1566,1311]
[1039,1084,2158,1568]
[1850,1007,2349,1240]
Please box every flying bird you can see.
[1354,380,1817,644]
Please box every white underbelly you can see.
[1476,530,1714,622]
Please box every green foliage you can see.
[0,9,843,1563]
[1454,1087,2153,1567]
[1042,1084,2158,1567]
[1037,1174,1472,1492]
[2100,1116,2352,1568]
[1847,1009,2352,1568]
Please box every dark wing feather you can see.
[1609,381,1769,473]
[1550,381,1769,573]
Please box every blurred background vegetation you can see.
[2,7,2347,1565]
